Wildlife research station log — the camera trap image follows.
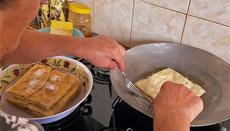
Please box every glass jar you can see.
[68,2,92,37]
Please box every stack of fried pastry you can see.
[6,64,81,117]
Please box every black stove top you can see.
[41,58,224,131]
[109,98,221,131]
[78,58,113,97]
[42,115,104,131]
[41,95,104,131]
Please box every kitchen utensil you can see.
[38,27,84,37]
[120,71,144,98]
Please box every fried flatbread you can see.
[7,64,51,97]
[27,70,77,110]
[27,79,81,117]
[5,64,82,117]
[135,68,206,101]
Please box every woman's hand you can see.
[75,35,126,71]
[154,81,204,131]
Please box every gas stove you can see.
[78,58,113,97]
[41,95,104,131]
[42,58,225,131]
[109,97,223,131]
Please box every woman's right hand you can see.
[155,81,204,123]
[154,81,204,131]
[74,35,126,71]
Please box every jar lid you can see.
[68,2,91,15]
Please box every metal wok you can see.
[110,43,230,126]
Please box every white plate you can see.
[0,56,93,124]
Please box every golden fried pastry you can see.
[28,70,78,110]
[6,64,82,117]
[5,93,28,108]
[135,68,206,101]
[7,64,52,97]
[27,80,81,117]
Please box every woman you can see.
[0,0,126,71]
[0,1,203,131]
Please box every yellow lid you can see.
[68,2,91,15]
[50,20,73,31]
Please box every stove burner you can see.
[93,67,111,84]
[42,95,92,131]
[77,58,113,97]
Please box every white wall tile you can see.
[140,0,190,13]
[182,16,230,64]
[189,0,230,26]
[131,1,186,47]
[93,0,134,47]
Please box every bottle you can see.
[68,2,92,37]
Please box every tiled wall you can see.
[76,0,230,64]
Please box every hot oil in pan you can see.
[171,66,222,113]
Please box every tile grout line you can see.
[179,16,188,44]
[139,0,187,15]
[139,0,230,28]
[187,14,230,28]
[129,0,136,48]
[179,0,192,44]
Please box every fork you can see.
[120,71,144,97]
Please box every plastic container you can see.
[50,21,73,36]
[38,27,84,37]
[68,2,92,37]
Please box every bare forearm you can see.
[1,30,126,70]
[2,30,85,65]
[154,114,190,131]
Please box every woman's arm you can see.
[2,30,126,70]
[154,112,190,131]
[2,30,78,64]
